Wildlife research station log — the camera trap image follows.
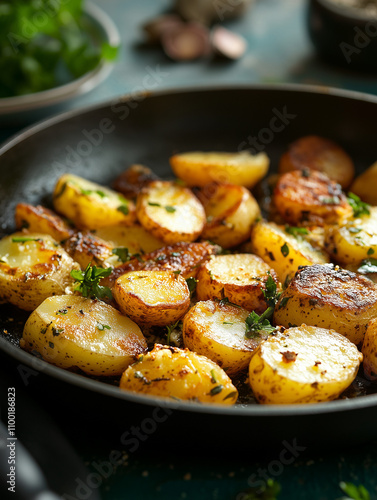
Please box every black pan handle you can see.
[0,420,61,500]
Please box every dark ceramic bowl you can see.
[308,0,377,72]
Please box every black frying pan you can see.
[1,85,377,452]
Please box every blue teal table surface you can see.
[2,1,377,499]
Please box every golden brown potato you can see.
[362,318,377,381]
[249,325,362,404]
[112,164,159,199]
[63,231,114,269]
[274,169,352,226]
[274,264,377,345]
[324,206,377,265]
[199,183,260,248]
[0,233,78,311]
[250,220,329,283]
[15,204,73,242]
[350,161,377,205]
[120,344,238,404]
[183,300,266,376]
[113,270,190,327]
[94,225,165,255]
[136,181,205,244]
[105,241,218,288]
[196,254,279,313]
[21,295,147,376]
[170,151,270,188]
[279,135,355,189]
[53,173,136,229]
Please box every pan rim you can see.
[1,83,377,418]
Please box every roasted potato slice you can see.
[106,241,218,288]
[199,183,260,248]
[113,270,190,327]
[120,344,238,404]
[53,173,136,230]
[350,161,377,205]
[274,169,352,226]
[250,220,329,283]
[95,225,165,255]
[112,164,159,199]
[196,254,279,312]
[279,135,355,189]
[63,231,114,269]
[362,318,377,381]
[274,264,377,345]
[249,325,362,404]
[324,206,377,265]
[136,180,205,244]
[0,233,78,311]
[170,151,269,188]
[15,204,73,242]
[21,295,147,376]
[183,300,266,376]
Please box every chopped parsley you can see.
[166,320,180,345]
[186,277,198,297]
[367,248,375,256]
[148,201,176,213]
[71,264,113,300]
[112,247,132,263]
[12,236,41,243]
[245,307,276,338]
[209,385,223,396]
[117,205,129,215]
[263,273,281,307]
[165,205,176,213]
[210,369,218,384]
[285,226,309,237]
[96,322,111,331]
[347,192,370,218]
[81,189,106,198]
[281,243,289,257]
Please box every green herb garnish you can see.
[148,201,176,213]
[166,320,180,345]
[209,385,223,396]
[186,277,198,297]
[245,308,276,338]
[210,369,217,383]
[367,248,375,256]
[347,193,370,218]
[281,243,289,257]
[285,226,309,237]
[117,205,129,215]
[112,247,131,263]
[71,264,112,300]
[12,236,41,243]
[165,205,176,213]
[263,273,281,307]
[96,322,111,331]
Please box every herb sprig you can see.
[71,264,112,300]
[347,192,370,218]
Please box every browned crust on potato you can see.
[63,231,113,268]
[105,241,219,287]
[287,263,377,311]
[112,164,159,199]
[15,204,74,241]
[279,135,354,188]
[274,169,351,225]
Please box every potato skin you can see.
[362,318,377,381]
[249,325,362,404]
[196,253,279,313]
[120,344,238,404]
[324,207,377,265]
[170,151,270,188]
[274,169,352,226]
[279,135,355,189]
[350,161,377,205]
[113,270,190,327]
[199,183,261,248]
[274,264,377,345]
[95,225,165,255]
[183,300,266,375]
[136,180,205,244]
[105,241,218,288]
[53,173,136,229]
[0,233,78,311]
[21,295,147,376]
[112,164,159,198]
[15,204,73,242]
[63,231,114,269]
[250,220,329,283]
